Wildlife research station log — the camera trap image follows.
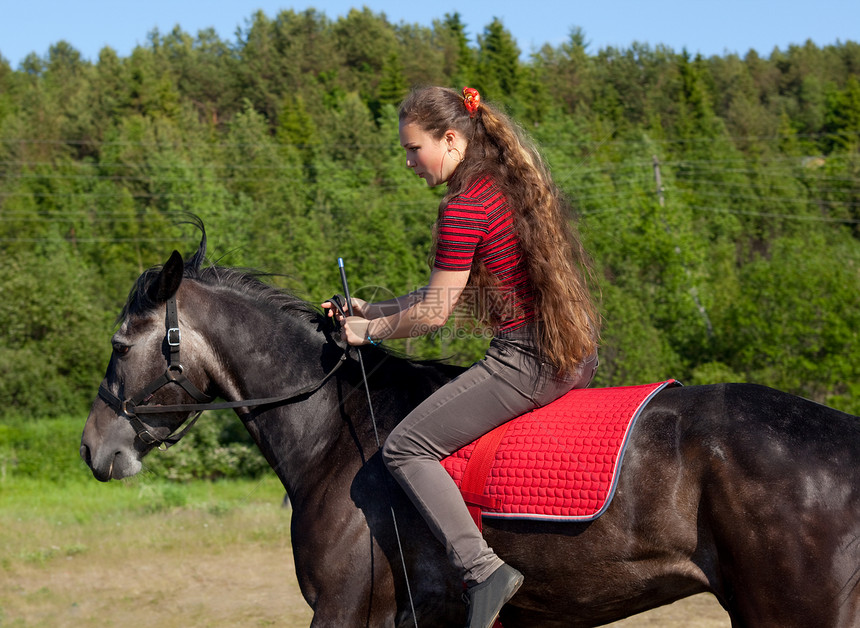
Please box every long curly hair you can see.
[399,86,600,374]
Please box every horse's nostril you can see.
[80,444,91,466]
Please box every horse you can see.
[81,224,860,627]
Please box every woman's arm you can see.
[341,268,470,345]
[322,288,422,320]
[361,290,424,319]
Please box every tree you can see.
[376,51,408,109]
[715,234,860,410]
[822,76,860,151]
[394,22,448,89]
[476,18,520,98]
[235,10,282,121]
[0,247,112,417]
[333,8,399,100]
[438,12,475,86]
[159,26,240,126]
[532,27,592,115]
[708,53,779,150]
[673,50,721,140]
[277,92,319,178]
[2,15,859,421]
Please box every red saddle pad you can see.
[441,380,679,525]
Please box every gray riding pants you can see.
[381,331,598,584]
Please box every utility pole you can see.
[652,155,714,339]
[652,155,665,207]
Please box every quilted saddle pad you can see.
[440,380,679,524]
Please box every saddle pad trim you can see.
[466,379,678,523]
[460,418,512,529]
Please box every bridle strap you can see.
[114,294,212,410]
[97,293,349,449]
[102,352,347,416]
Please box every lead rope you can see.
[337,259,419,628]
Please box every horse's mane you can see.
[117,216,460,378]
[118,215,320,326]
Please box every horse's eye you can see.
[112,342,131,356]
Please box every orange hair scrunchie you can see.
[462,86,481,117]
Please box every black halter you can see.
[98,294,348,450]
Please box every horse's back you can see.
[656,382,860,488]
[644,383,860,626]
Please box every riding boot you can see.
[464,563,524,628]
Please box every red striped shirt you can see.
[433,177,534,332]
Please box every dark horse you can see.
[81,225,860,627]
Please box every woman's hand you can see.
[321,297,368,323]
[342,316,372,346]
[320,300,374,345]
[323,269,469,343]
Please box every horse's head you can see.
[80,243,216,481]
[81,216,355,483]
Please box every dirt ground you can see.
[1,487,730,627]
[4,530,729,628]
[4,550,729,627]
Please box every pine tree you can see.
[441,12,475,86]
[377,52,408,107]
[476,18,520,98]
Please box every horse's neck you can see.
[201,291,326,396]
[198,287,461,502]
[199,295,344,472]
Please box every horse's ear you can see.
[148,250,184,303]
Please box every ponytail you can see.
[400,87,600,373]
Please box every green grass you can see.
[0,413,287,573]
[0,414,306,625]
[1,473,285,520]
[0,473,307,627]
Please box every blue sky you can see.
[1,0,857,68]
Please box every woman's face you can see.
[399,121,465,187]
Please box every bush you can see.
[0,412,270,483]
[141,411,271,481]
[0,416,86,480]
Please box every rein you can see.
[335,259,419,628]
[98,294,348,449]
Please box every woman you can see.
[324,86,600,628]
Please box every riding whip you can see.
[337,258,419,627]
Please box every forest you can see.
[1,8,858,424]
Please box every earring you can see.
[448,147,463,162]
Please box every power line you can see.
[0,238,184,243]
[2,130,857,149]
[687,206,860,224]
[670,177,860,196]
